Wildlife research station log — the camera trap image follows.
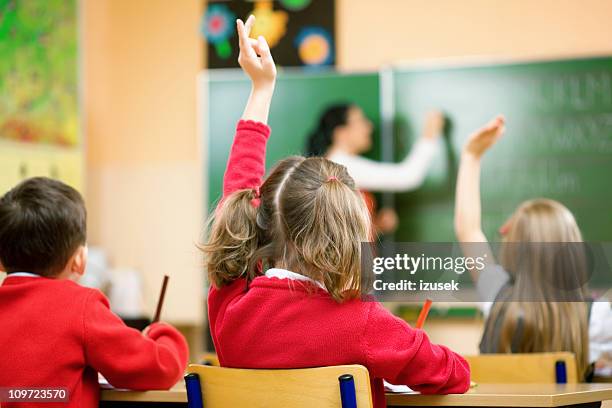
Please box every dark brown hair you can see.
[305,104,352,157]
[0,177,87,277]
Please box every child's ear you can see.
[70,245,88,277]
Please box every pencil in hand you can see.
[415,299,432,329]
[152,275,169,323]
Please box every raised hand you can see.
[463,115,505,158]
[454,116,503,278]
[237,15,276,91]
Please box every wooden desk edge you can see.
[101,384,612,406]
[386,387,612,407]
[101,389,186,403]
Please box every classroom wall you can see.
[82,0,204,326]
[336,0,612,70]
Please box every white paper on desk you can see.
[384,380,419,394]
[98,373,129,391]
[98,374,113,389]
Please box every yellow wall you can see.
[83,0,204,325]
[336,0,612,70]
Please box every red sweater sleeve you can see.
[222,120,271,199]
[83,290,189,390]
[362,302,470,394]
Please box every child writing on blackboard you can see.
[0,178,189,408]
[454,115,612,380]
[202,16,470,408]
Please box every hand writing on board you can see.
[463,115,506,158]
[422,110,445,140]
[237,15,276,92]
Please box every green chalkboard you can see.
[392,57,612,242]
[205,70,380,209]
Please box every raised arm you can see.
[222,16,277,199]
[454,115,505,281]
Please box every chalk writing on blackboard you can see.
[523,72,612,111]
[485,159,580,196]
[533,113,612,153]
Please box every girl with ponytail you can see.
[201,16,470,408]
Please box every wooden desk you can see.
[100,383,612,408]
[101,387,186,407]
[387,384,612,407]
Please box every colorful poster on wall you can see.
[202,0,335,68]
[0,0,82,194]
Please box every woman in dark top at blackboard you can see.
[305,104,444,234]
[454,115,612,381]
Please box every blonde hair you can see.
[272,157,371,301]
[488,198,590,379]
[201,157,303,288]
[200,188,259,287]
[201,156,371,303]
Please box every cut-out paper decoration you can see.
[251,1,289,48]
[279,0,312,11]
[295,26,333,66]
[201,3,236,59]
[202,0,334,68]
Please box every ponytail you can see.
[305,104,352,157]
[201,157,308,288]
[275,157,371,302]
[200,189,259,288]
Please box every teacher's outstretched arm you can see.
[330,111,444,192]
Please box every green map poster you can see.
[0,0,82,193]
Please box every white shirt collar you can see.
[5,272,41,278]
[264,268,327,291]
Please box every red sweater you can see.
[0,276,189,408]
[208,120,470,408]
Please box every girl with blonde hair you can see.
[454,116,612,380]
[202,16,470,408]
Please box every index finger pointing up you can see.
[236,18,256,58]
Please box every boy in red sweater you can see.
[0,177,188,408]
